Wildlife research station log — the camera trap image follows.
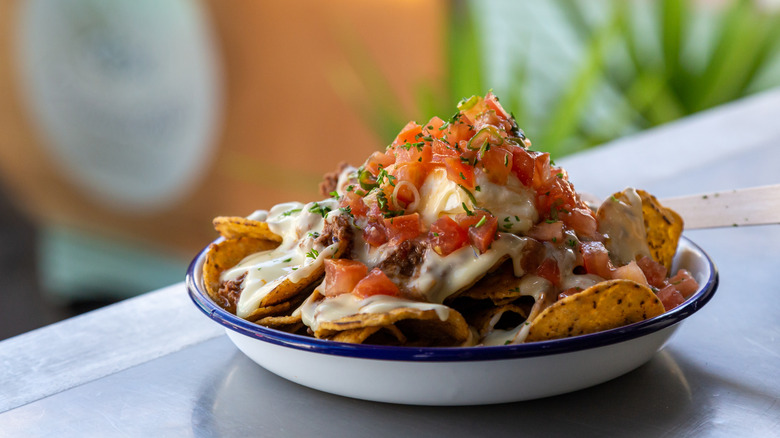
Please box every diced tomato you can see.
[473,109,508,134]
[537,175,573,212]
[479,146,513,185]
[322,259,368,297]
[422,116,446,139]
[383,213,422,245]
[453,211,498,253]
[395,143,432,165]
[440,122,474,146]
[510,145,536,186]
[612,260,649,286]
[431,138,460,163]
[352,268,401,299]
[339,191,368,218]
[526,220,564,242]
[564,207,599,240]
[637,256,667,289]
[391,162,429,189]
[458,96,488,126]
[656,285,685,311]
[429,216,469,256]
[444,157,475,189]
[532,152,554,190]
[536,258,561,287]
[485,91,511,119]
[362,220,387,247]
[668,269,699,298]
[467,215,498,253]
[388,162,429,205]
[580,241,615,279]
[364,151,395,176]
[393,121,423,147]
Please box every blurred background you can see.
[1,0,779,340]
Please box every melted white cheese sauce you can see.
[222,199,341,318]
[300,293,451,332]
[411,233,539,304]
[416,168,537,232]
[597,188,651,266]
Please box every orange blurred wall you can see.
[0,0,445,256]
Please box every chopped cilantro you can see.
[281,208,301,217]
[308,202,332,217]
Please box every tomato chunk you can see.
[510,145,535,186]
[383,213,422,245]
[322,259,368,297]
[637,256,667,289]
[479,146,512,185]
[364,151,395,177]
[444,157,475,189]
[657,285,685,311]
[580,241,615,279]
[429,216,469,256]
[526,220,564,242]
[339,191,368,218]
[362,220,387,247]
[393,121,423,147]
[466,215,498,253]
[536,258,561,287]
[352,268,401,298]
[668,269,699,298]
[422,116,446,139]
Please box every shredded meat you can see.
[216,272,246,314]
[316,214,354,258]
[319,161,351,197]
[377,239,427,280]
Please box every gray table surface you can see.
[2,90,779,438]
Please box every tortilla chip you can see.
[257,241,348,308]
[450,261,524,305]
[203,237,280,301]
[213,216,283,242]
[637,190,683,272]
[525,279,665,342]
[255,314,305,334]
[244,301,294,322]
[316,306,470,347]
[325,325,407,345]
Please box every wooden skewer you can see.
[660,184,780,229]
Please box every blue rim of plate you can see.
[186,236,718,362]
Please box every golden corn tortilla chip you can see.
[255,314,305,334]
[525,279,665,342]
[450,260,523,305]
[256,241,348,308]
[203,237,280,302]
[637,190,683,272]
[244,300,295,322]
[213,216,283,242]
[316,306,470,347]
[324,325,407,345]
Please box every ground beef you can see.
[376,239,427,280]
[216,272,246,314]
[316,213,354,258]
[319,161,351,197]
